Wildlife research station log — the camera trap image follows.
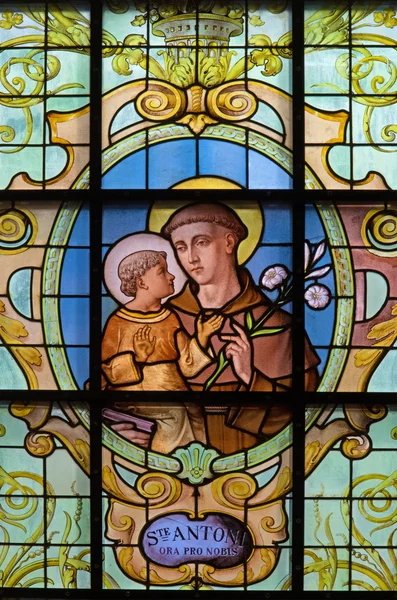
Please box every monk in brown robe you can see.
[161,202,320,453]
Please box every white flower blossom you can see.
[304,285,330,309]
[261,265,288,290]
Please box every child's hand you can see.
[197,314,224,349]
[133,325,156,362]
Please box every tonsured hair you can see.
[118,250,167,297]
[162,203,247,241]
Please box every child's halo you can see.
[104,233,186,305]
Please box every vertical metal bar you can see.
[43,5,49,583]
[195,2,200,179]
[292,0,306,594]
[145,0,150,190]
[43,2,48,191]
[245,0,249,190]
[90,0,103,593]
[349,1,353,189]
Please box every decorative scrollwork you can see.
[207,82,257,122]
[25,431,55,457]
[135,82,186,121]
[0,207,37,253]
[362,208,397,257]
[212,473,257,509]
[136,472,182,507]
[341,435,371,460]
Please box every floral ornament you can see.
[111,35,146,76]
[304,284,331,310]
[248,34,284,76]
[0,10,23,30]
[304,240,332,311]
[261,265,288,290]
[249,14,264,26]
[132,14,146,26]
[373,8,397,29]
[65,24,90,46]
[304,240,331,280]
[204,263,291,391]
[204,243,333,388]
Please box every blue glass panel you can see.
[102,205,148,244]
[248,149,292,189]
[199,139,246,187]
[66,347,89,389]
[61,249,89,295]
[102,147,146,189]
[149,139,196,188]
[60,298,89,345]
[67,204,90,247]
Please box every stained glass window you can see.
[1,0,397,597]
[305,405,397,592]
[101,1,293,189]
[304,2,397,190]
[0,3,91,190]
[0,400,91,589]
[0,200,90,390]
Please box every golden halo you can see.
[148,177,263,264]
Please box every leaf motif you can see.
[112,48,145,75]
[304,241,310,272]
[123,34,146,46]
[312,241,326,265]
[248,33,272,47]
[65,24,90,46]
[0,314,28,338]
[250,48,283,75]
[15,5,45,25]
[251,327,286,338]
[15,346,42,366]
[131,14,146,26]
[249,14,264,26]
[367,315,397,343]
[306,265,331,279]
[61,8,90,25]
[203,349,229,391]
[354,348,382,367]
[245,311,254,331]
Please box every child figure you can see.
[101,250,223,453]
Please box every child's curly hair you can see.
[118,250,167,297]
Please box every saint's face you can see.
[140,256,175,299]
[171,222,233,285]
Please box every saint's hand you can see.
[196,313,224,349]
[133,325,156,363]
[111,422,150,448]
[220,322,253,386]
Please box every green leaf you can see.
[245,311,254,331]
[250,327,286,338]
[203,349,229,391]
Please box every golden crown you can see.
[134,2,244,48]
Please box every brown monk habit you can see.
[167,268,320,453]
